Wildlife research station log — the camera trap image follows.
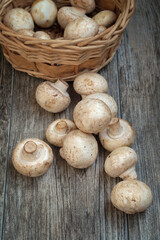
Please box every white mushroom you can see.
[104,147,138,180]
[12,138,54,177]
[98,25,106,34]
[31,0,57,28]
[3,8,34,31]
[57,6,86,29]
[17,29,34,37]
[34,31,51,40]
[69,0,96,14]
[111,180,153,214]
[73,72,108,98]
[86,93,118,118]
[60,130,98,168]
[46,119,77,147]
[64,17,98,40]
[73,98,112,134]
[35,80,71,113]
[99,117,135,152]
[93,10,117,27]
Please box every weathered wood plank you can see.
[0,48,13,237]
[1,55,129,240]
[117,0,160,238]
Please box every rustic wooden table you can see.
[0,0,160,239]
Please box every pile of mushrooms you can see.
[3,0,118,41]
[12,70,153,214]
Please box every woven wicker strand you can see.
[0,0,135,82]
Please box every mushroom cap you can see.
[46,119,77,147]
[86,93,118,118]
[60,130,98,168]
[93,10,117,27]
[111,180,153,214]
[73,98,112,134]
[31,0,57,28]
[69,0,96,14]
[57,6,86,29]
[64,17,98,40]
[17,29,34,37]
[34,31,51,40]
[99,118,135,152]
[104,147,138,179]
[98,25,106,34]
[12,138,54,177]
[3,8,34,31]
[73,72,108,97]
[35,80,71,113]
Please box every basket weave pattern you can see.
[0,0,135,81]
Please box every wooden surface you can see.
[0,0,160,239]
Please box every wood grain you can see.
[117,0,160,239]
[0,47,13,237]
[0,0,160,239]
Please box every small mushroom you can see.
[57,6,86,29]
[73,72,108,98]
[73,98,112,134]
[99,117,135,152]
[31,0,57,28]
[104,147,138,180]
[64,17,98,40]
[3,8,34,31]
[69,0,95,14]
[86,93,118,118]
[98,25,106,34]
[46,119,77,147]
[34,31,51,41]
[111,180,153,214]
[60,130,98,168]
[12,138,54,177]
[93,10,117,27]
[17,29,34,37]
[35,80,71,113]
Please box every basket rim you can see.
[0,0,135,47]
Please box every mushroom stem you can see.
[108,118,122,137]
[55,120,68,134]
[54,80,69,93]
[24,141,37,154]
[119,167,137,180]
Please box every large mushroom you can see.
[69,0,96,14]
[60,130,98,168]
[36,80,71,113]
[73,98,112,134]
[46,119,76,147]
[73,72,108,98]
[12,138,54,177]
[111,180,153,214]
[86,93,118,118]
[104,147,138,180]
[99,117,135,152]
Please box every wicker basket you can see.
[0,0,134,81]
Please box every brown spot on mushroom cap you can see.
[99,118,135,152]
[46,119,76,147]
[35,80,71,113]
[59,130,98,168]
[111,180,153,214]
[73,98,112,134]
[12,138,54,177]
[74,72,108,96]
[104,147,138,179]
